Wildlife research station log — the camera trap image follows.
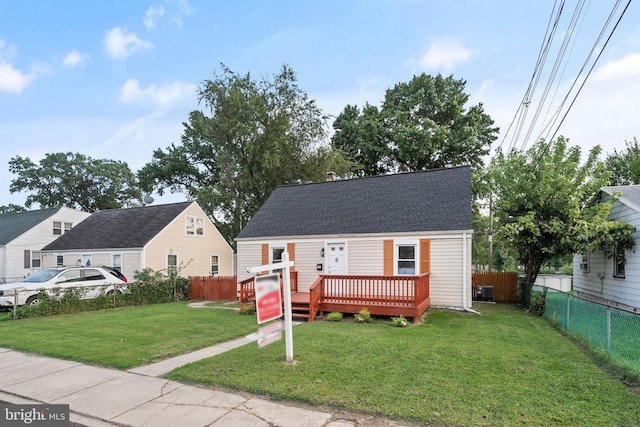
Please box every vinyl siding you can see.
[144,203,234,277]
[41,250,142,282]
[237,232,473,308]
[1,208,90,283]
[573,198,640,310]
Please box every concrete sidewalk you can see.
[0,343,360,427]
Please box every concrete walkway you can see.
[0,303,401,426]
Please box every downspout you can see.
[462,232,481,315]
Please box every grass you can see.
[166,304,640,426]
[0,302,638,425]
[0,302,258,369]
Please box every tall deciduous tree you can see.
[606,138,640,185]
[489,137,634,285]
[138,64,351,243]
[331,73,498,175]
[9,152,142,212]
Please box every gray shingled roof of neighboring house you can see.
[237,165,472,239]
[0,207,62,245]
[43,202,192,250]
[603,185,640,213]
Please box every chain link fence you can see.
[544,289,640,375]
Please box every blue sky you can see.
[1,1,639,208]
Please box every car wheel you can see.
[26,295,40,306]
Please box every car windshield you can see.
[22,269,62,283]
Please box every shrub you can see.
[391,315,408,327]
[238,302,256,315]
[354,308,372,323]
[326,312,343,322]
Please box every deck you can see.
[240,273,430,323]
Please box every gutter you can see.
[462,232,481,315]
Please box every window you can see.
[614,246,626,278]
[59,270,81,283]
[82,254,92,267]
[167,254,178,276]
[210,255,219,276]
[56,255,64,267]
[53,221,73,235]
[83,269,106,281]
[397,245,416,275]
[113,254,122,272]
[31,251,41,268]
[580,251,590,273]
[185,216,204,236]
[271,247,285,272]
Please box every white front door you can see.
[326,243,346,274]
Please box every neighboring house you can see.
[42,202,234,281]
[0,207,91,283]
[573,185,640,312]
[236,165,474,310]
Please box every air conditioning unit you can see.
[475,285,494,302]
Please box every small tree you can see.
[489,137,634,285]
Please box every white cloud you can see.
[144,4,165,31]
[0,39,18,61]
[172,0,195,28]
[593,52,640,81]
[0,62,32,93]
[119,79,196,108]
[413,37,475,72]
[62,50,90,67]
[104,27,153,60]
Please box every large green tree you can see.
[606,138,640,185]
[489,137,635,285]
[9,152,142,212]
[332,73,498,175]
[138,64,351,243]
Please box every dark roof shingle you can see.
[43,202,192,250]
[237,166,472,239]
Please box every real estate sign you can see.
[255,274,282,324]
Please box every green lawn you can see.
[0,302,258,369]
[166,304,640,426]
[0,302,638,426]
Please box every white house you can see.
[236,166,474,311]
[573,185,640,312]
[0,207,91,283]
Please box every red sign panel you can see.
[255,274,283,324]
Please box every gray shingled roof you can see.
[0,207,62,245]
[237,166,472,239]
[603,185,640,213]
[43,202,192,250]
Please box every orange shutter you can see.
[383,240,394,275]
[287,243,295,271]
[261,244,269,266]
[420,239,431,273]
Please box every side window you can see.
[397,245,416,275]
[113,254,122,272]
[53,221,62,235]
[31,251,41,268]
[271,247,285,273]
[83,269,106,281]
[59,270,82,283]
[167,254,178,276]
[185,216,205,236]
[614,246,625,278]
[56,255,64,267]
[580,251,590,273]
[210,255,219,276]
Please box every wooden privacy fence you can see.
[472,271,518,303]
[189,276,238,301]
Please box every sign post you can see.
[247,251,295,362]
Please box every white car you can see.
[0,266,127,308]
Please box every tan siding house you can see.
[42,202,234,281]
[237,166,474,310]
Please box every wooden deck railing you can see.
[239,271,299,308]
[309,273,430,323]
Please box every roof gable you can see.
[0,207,62,245]
[602,185,640,213]
[43,202,193,250]
[237,166,472,239]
